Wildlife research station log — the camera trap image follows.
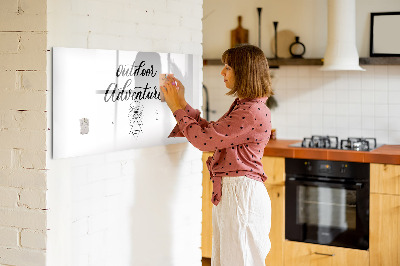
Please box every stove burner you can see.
[340,137,377,151]
[294,136,378,151]
[301,135,339,149]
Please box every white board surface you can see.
[52,47,200,159]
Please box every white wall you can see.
[203,0,326,59]
[203,0,400,58]
[46,0,203,266]
[203,0,400,145]
[0,1,48,265]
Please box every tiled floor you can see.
[202,257,211,266]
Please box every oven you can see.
[285,158,370,250]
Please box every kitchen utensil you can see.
[257,8,262,48]
[231,16,249,48]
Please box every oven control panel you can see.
[286,158,369,180]
[318,162,332,173]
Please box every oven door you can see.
[285,177,369,250]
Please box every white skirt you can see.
[212,176,271,266]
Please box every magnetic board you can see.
[52,47,200,159]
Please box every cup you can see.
[159,73,175,102]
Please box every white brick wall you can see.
[46,1,203,266]
[0,0,48,265]
[21,229,47,250]
[0,248,46,266]
[4,1,204,265]
[0,169,47,189]
[0,187,19,208]
[0,208,46,230]
[0,227,19,247]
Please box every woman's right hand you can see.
[170,76,187,108]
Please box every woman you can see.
[161,44,273,266]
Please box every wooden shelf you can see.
[203,57,400,67]
[202,59,223,66]
[359,57,400,65]
[268,58,323,67]
[203,58,323,67]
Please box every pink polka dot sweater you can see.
[168,97,272,206]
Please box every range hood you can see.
[320,0,365,71]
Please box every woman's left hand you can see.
[160,78,184,113]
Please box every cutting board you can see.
[231,16,249,48]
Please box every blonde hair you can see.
[221,44,273,99]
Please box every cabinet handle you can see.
[313,252,335,256]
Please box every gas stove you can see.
[289,135,382,151]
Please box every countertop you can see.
[263,139,400,165]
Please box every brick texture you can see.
[0,208,47,230]
[0,110,47,130]
[21,229,46,249]
[0,169,47,189]
[0,247,46,266]
[0,0,47,264]
[0,227,19,247]
[0,187,19,208]
[0,71,16,90]
[0,129,46,150]
[46,0,203,265]
[0,0,18,14]
[19,189,47,209]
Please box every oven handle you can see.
[313,252,335,257]
[286,177,364,189]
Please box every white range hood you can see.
[320,0,365,71]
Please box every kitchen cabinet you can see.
[284,240,369,266]
[370,193,400,266]
[264,184,284,265]
[262,141,400,266]
[370,163,400,266]
[261,156,285,186]
[202,154,400,265]
[370,163,400,195]
[261,156,285,266]
[202,152,213,258]
[201,153,286,265]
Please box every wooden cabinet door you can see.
[264,184,285,266]
[262,156,285,186]
[284,241,369,266]
[370,193,400,266]
[370,163,400,195]
[202,152,213,258]
[262,156,285,265]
